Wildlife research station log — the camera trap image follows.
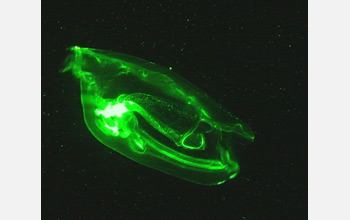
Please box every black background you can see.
[42,1,307,219]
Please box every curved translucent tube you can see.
[62,46,254,185]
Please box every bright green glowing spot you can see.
[200,109,211,118]
[62,46,255,185]
[96,103,128,118]
[229,173,238,179]
[216,180,226,185]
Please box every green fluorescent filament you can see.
[63,46,254,185]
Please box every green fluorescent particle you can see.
[62,46,254,185]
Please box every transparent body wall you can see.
[62,46,254,185]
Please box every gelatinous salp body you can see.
[62,46,254,185]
